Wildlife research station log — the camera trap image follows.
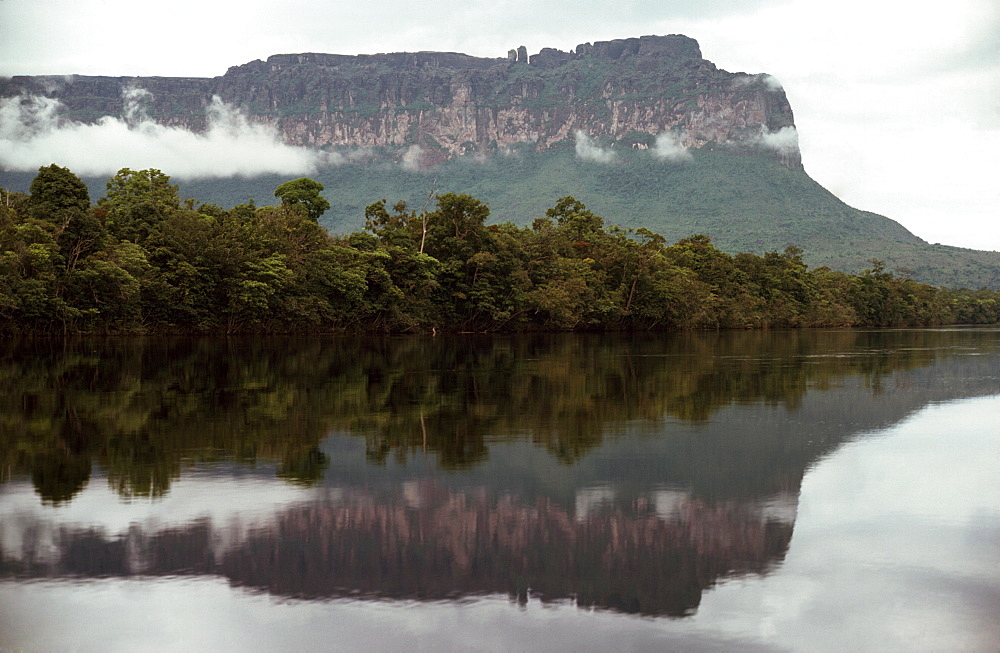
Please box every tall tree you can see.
[28,164,91,222]
[274,177,330,222]
[28,165,103,271]
[99,168,179,244]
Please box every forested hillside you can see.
[181,147,1000,289]
[2,165,998,334]
[7,147,995,289]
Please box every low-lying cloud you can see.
[400,144,427,171]
[761,74,784,91]
[755,125,799,155]
[650,132,692,162]
[0,90,334,179]
[1,89,790,180]
[574,130,616,164]
[730,74,783,92]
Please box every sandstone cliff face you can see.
[0,35,800,168]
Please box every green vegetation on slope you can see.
[179,147,1000,289]
[2,165,999,335]
[2,146,996,288]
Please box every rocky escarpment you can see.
[0,35,800,168]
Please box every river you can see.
[1,329,997,651]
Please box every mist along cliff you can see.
[221,35,800,167]
[3,35,999,288]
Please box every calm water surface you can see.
[1,329,998,651]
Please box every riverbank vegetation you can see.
[2,165,998,334]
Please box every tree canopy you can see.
[274,177,330,222]
[0,164,998,334]
[28,164,91,222]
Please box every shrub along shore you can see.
[2,165,998,334]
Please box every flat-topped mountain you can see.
[2,36,999,288]
[1,35,798,167]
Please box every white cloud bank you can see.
[650,132,692,161]
[754,125,799,156]
[400,144,427,171]
[0,91,334,179]
[761,74,783,91]
[574,130,616,164]
[576,129,694,163]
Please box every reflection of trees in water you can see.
[0,329,993,503]
[0,484,793,617]
[0,337,337,502]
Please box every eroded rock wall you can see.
[0,35,800,167]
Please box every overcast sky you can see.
[1,0,998,250]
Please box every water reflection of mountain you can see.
[1,329,998,616]
[0,483,794,617]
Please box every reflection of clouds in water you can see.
[576,485,797,525]
[0,580,774,652]
[693,394,1000,652]
[0,396,995,649]
[653,488,689,520]
[757,492,798,525]
[573,485,615,521]
[0,466,795,619]
[0,471,312,562]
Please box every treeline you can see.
[2,164,998,334]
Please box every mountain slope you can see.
[171,146,997,289]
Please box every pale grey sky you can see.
[1,0,998,250]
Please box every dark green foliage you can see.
[5,147,997,288]
[94,147,995,290]
[28,164,91,222]
[99,168,179,244]
[26,165,103,272]
[2,165,998,334]
[274,177,330,222]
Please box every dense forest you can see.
[2,164,998,334]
